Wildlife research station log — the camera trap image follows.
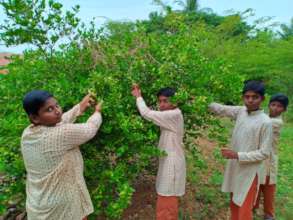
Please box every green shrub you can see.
[0,17,243,218]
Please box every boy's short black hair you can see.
[157,87,176,97]
[269,93,289,109]
[23,90,53,115]
[242,80,265,96]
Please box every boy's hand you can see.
[80,94,95,114]
[131,84,142,98]
[221,148,238,159]
[95,101,103,112]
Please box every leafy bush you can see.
[0,9,243,219]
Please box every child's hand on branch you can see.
[131,84,141,98]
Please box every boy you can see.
[254,93,289,220]
[131,85,186,220]
[21,90,102,220]
[209,80,273,220]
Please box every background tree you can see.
[175,0,199,13]
[0,0,80,54]
[279,18,293,39]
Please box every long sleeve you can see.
[238,121,273,163]
[271,118,283,143]
[268,117,283,183]
[136,97,179,131]
[209,102,243,120]
[135,98,186,197]
[59,112,102,149]
[61,104,81,123]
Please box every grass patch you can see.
[275,123,293,220]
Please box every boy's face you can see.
[269,101,285,117]
[242,91,264,112]
[158,95,175,111]
[30,97,63,126]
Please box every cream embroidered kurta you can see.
[136,97,186,196]
[21,104,102,220]
[209,103,273,206]
[260,116,283,185]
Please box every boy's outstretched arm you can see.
[131,84,177,131]
[209,102,242,120]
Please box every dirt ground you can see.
[121,137,230,220]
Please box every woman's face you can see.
[30,97,63,126]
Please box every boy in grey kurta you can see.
[132,85,186,220]
[209,81,273,220]
[21,90,102,220]
[254,93,289,220]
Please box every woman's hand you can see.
[95,101,103,112]
[79,94,95,114]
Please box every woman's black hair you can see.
[23,90,53,115]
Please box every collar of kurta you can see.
[270,115,282,120]
[28,123,57,133]
[246,109,264,116]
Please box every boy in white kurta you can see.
[21,90,102,220]
[209,81,273,220]
[131,85,186,220]
[254,94,289,220]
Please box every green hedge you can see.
[0,18,243,218]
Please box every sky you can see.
[0,0,292,53]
